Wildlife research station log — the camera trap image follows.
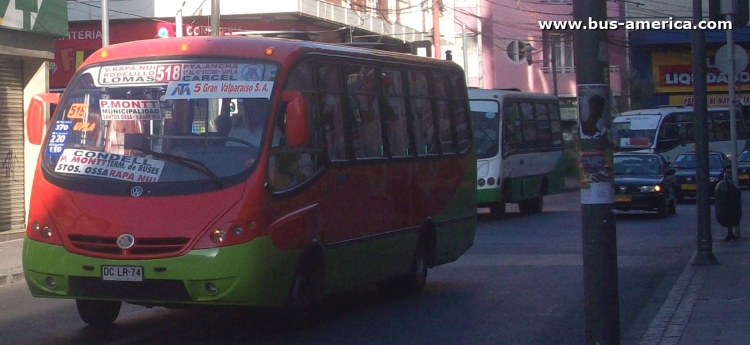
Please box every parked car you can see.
[737,148,750,187]
[613,152,677,217]
[671,151,731,201]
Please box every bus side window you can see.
[268,60,324,192]
[433,73,455,154]
[535,103,551,147]
[676,112,694,143]
[656,114,678,152]
[381,67,410,157]
[503,101,523,153]
[346,64,385,159]
[408,70,438,156]
[317,62,348,161]
[448,74,472,153]
[520,102,537,150]
[710,110,730,141]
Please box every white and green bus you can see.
[470,88,566,217]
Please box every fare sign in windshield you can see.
[94,63,268,86]
[54,149,165,183]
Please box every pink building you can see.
[455,0,628,120]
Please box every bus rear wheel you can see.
[76,299,121,327]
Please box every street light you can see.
[524,42,558,96]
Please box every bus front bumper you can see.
[22,236,300,307]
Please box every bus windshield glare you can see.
[42,59,279,184]
[471,109,500,159]
[613,115,659,150]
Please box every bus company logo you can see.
[241,65,263,81]
[170,83,192,97]
[130,186,144,197]
[116,233,135,250]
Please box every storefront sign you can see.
[653,50,750,93]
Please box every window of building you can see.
[506,40,528,64]
[545,32,575,71]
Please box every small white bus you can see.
[613,106,748,163]
[470,88,565,218]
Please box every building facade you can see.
[1,0,67,233]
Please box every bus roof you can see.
[468,88,558,102]
[80,36,462,71]
[616,106,732,119]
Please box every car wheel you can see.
[76,299,121,327]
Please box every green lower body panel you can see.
[477,187,501,205]
[22,236,300,307]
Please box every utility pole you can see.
[211,0,220,36]
[101,0,110,46]
[573,0,619,343]
[432,0,441,59]
[692,0,718,266]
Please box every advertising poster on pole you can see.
[578,84,614,205]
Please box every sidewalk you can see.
[1,226,749,343]
[634,232,750,345]
[0,230,25,286]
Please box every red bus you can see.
[23,36,476,326]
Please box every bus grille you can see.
[68,235,190,257]
[69,276,191,301]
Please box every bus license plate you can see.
[681,184,696,191]
[102,266,143,282]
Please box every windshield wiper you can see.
[135,148,223,189]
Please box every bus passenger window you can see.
[503,102,523,152]
[520,102,537,149]
[382,68,410,157]
[408,71,438,156]
[433,73,455,154]
[346,65,385,159]
[448,74,472,153]
[317,63,348,161]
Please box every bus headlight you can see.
[478,179,486,187]
[41,225,53,238]
[210,229,227,244]
[487,177,496,186]
[639,185,661,193]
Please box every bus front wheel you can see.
[76,299,121,327]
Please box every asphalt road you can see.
[1,190,739,345]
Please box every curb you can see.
[0,271,25,287]
[0,230,25,243]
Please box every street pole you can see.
[692,0,718,265]
[211,0,220,36]
[462,23,468,81]
[101,0,110,47]
[724,3,740,240]
[573,0,619,343]
[432,0,441,59]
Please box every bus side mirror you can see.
[281,90,309,147]
[26,93,60,145]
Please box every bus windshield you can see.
[613,114,660,150]
[471,101,500,159]
[41,59,278,184]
